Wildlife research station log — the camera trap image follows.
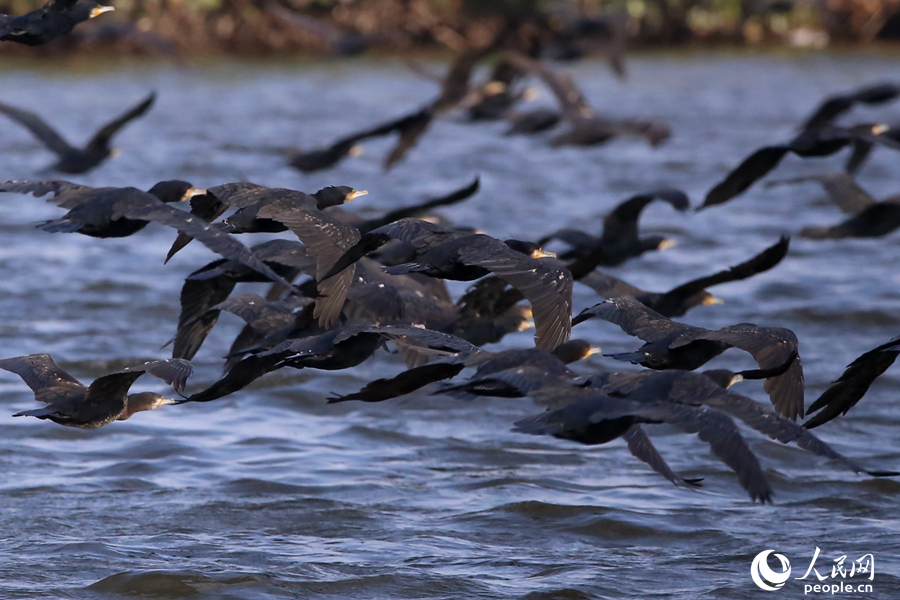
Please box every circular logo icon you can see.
[751,550,792,591]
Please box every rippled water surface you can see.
[2,52,900,599]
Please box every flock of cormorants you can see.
[2,0,900,503]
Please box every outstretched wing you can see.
[0,101,74,156]
[257,196,361,328]
[766,172,876,214]
[357,177,479,235]
[575,295,692,343]
[601,189,690,247]
[456,239,573,351]
[86,92,156,151]
[0,353,85,404]
[701,145,791,209]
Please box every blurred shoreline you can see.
[2,0,900,60]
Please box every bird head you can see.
[147,180,207,203]
[314,186,368,209]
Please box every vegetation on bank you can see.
[1,0,900,56]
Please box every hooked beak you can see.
[347,189,369,201]
[518,318,535,332]
[522,87,540,102]
[349,144,364,157]
[727,374,744,388]
[530,248,557,259]
[871,124,891,135]
[586,346,603,357]
[181,187,208,201]
[702,295,724,306]
[90,5,115,18]
[154,397,177,409]
[657,238,677,251]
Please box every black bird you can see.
[701,123,900,209]
[576,296,804,420]
[0,179,206,238]
[355,176,480,235]
[540,189,689,271]
[330,339,599,404]
[181,324,482,404]
[0,179,299,292]
[508,52,669,148]
[2,354,191,428]
[321,218,573,351]
[505,107,562,135]
[768,173,900,239]
[511,367,895,502]
[169,240,316,361]
[577,236,789,317]
[802,82,900,131]
[0,0,113,46]
[805,335,900,429]
[0,92,155,173]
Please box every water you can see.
[1,51,900,599]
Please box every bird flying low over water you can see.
[0,0,113,46]
[0,92,155,174]
[2,354,192,428]
[320,218,573,351]
[805,335,900,429]
[575,295,804,420]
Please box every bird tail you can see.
[12,407,53,419]
[606,351,646,364]
[38,218,82,233]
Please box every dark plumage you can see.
[541,189,689,272]
[802,83,900,131]
[0,0,113,46]
[505,108,562,135]
[805,335,900,429]
[356,177,480,235]
[329,339,598,404]
[321,218,573,351]
[0,92,154,173]
[181,325,482,404]
[0,179,205,238]
[2,354,191,428]
[577,236,789,317]
[701,124,900,209]
[576,296,805,420]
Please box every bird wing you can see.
[456,239,573,351]
[600,189,690,247]
[358,176,479,234]
[577,295,692,343]
[701,145,791,209]
[705,387,896,477]
[802,83,900,130]
[355,324,484,356]
[328,361,467,403]
[257,197,361,328]
[112,198,299,293]
[383,108,433,170]
[622,424,702,487]
[0,179,94,207]
[86,92,156,152]
[165,191,233,263]
[214,293,295,333]
[805,335,900,429]
[507,52,595,120]
[767,172,876,214]
[0,101,74,156]
[0,353,85,404]
[657,236,789,307]
[688,324,804,420]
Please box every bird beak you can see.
[110,148,122,158]
[182,187,208,201]
[484,81,507,95]
[349,145,364,157]
[586,346,602,357]
[871,124,891,135]
[728,374,743,388]
[523,87,540,101]
[530,248,557,259]
[518,318,535,332]
[154,397,177,409]
[657,238,677,251]
[347,189,369,201]
[702,295,724,306]
[90,6,115,18]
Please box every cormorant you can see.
[0,0,113,46]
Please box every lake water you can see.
[1,51,900,599]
